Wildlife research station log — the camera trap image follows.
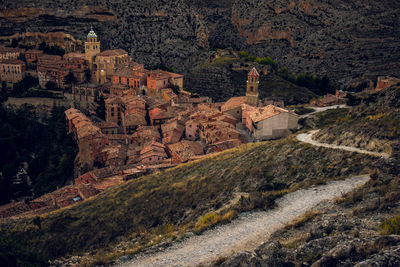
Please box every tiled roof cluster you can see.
[221,96,247,111]
[65,108,104,140]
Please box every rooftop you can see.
[246,104,296,123]
[167,140,204,162]
[0,59,25,65]
[248,67,259,77]
[221,96,247,111]
[88,29,97,38]
[98,49,128,57]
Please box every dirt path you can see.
[299,104,347,118]
[118,175,370,267]
[296,130,390,159]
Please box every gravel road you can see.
[296,130,390,158]
[118,175,370,267]
[299,104,347,118]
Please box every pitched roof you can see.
[140,141,166,155]
[0,59,25,65]
[221,96,247,111]
[247,104,296,123]
[98,49,127,57]
[167,140,204,162]
[248,67,259,77]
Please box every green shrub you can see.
[381,215,400,235]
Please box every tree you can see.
[45,81,58,91]
[84,69,92,83]
[95,95,106,120]
[11,75,39,97]
[346,93,361,106]
[171,84,181,95]
[64,70,78,88]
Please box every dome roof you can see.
[88,28,97,38]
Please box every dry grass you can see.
[380,215,400,235]
[280,233,311,249]
[286,210,320,229]
[0,136,375,266]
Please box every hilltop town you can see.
[1,26,399,220]
[0,29,305,218]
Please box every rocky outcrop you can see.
[1,0,399,86]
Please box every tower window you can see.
[250,86,253,92]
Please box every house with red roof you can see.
[242,104,298,140]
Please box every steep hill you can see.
[185,56,316,103]
[0,135,375,266]
[1,0,399,86]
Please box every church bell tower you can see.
[246,67,259,106]
[85,27,100,71]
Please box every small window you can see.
[149,157,152,161]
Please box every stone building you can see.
[84,28,100,71]
[65,108,109,174]
[138,141,168,165]
[166,140,204,164]
[69,83,101,110]
[0,59,26,87]
[222,67,260,119]
[246,67,260,106]
[94,49,130,84]
[105,95,147,133]
[0,46,23,61]
[145,69,184,96]
[25,49,43,69]
[242,104,298,140]
[375,76,400,92]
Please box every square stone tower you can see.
[85,28,100,71]
[246,67,259,106]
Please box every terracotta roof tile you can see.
[221,96,247,111]
[246,104,297,123]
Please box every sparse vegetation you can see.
[0,135,374,265]
[381,216,400,235]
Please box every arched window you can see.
[250,86,253,92]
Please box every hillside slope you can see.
[214,85,400,267]
[314,86,400,154]
[0,136,375,266]
[1,0,399,85]
[185,56,316,103]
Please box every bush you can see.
[346,93,361,106]
[381,215,400,235]
[194,212,221,232]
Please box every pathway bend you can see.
[296,130,390,159]
[118,175,370,267]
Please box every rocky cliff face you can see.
[1,0,399,87]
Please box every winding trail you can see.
[299,104,347,119]
[117,129,387,267]
[296,130,390,159]
[119,175,370,267]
